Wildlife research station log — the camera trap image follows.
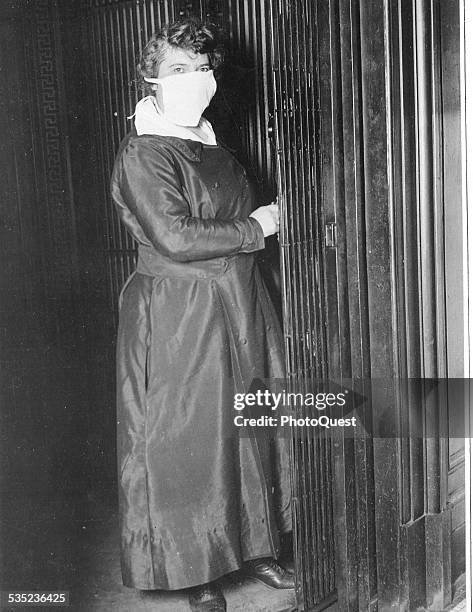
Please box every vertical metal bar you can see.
[120,3,134,123]
[292,6,321,602]
[288,7,314,604]
[135,0,144,66]
[286,2,313,606]
[126,0,142,258]
[232,0,242,61]
[115,4,128,137]
[143,0,150,43]
[149,0,156,32]
[129,1,141,104]
[288,4,309,381]
[268,0,305,605]
[99,6,120,304]
[281,3,300,383]
[275,0,295,381]
[307,0,327,379]
[90,5,116,313]
[163,0,171,23]
[269,0,289,378]
[278,3,302,601]
[295,1,315,377]
[257,0,272,185]
[154,0,164,27]
[114,3,129,288]
[106,6,127,291]
[226,0,234,53]
[249,0,262,178]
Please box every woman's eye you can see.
[199,66,210,72]
[173,67,184,73]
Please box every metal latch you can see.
[325,222,337,248]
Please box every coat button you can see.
[212,181,220,189]
[240,337,248,345]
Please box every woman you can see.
[111,19,293,611]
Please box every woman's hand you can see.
[249,201,280,238]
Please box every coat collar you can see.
[128,128,204,162]
[164,137,204,162]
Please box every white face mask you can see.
[144,70,217,127]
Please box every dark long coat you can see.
[110,133,292,591]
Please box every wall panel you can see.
[316,0,464,609]
[0,0,87,499]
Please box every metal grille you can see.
[87,0,168,315]
[269,0,336,609]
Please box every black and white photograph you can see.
[0,1,471,611]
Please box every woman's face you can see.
[154,47,211,111]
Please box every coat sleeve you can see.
[113,138,265,263]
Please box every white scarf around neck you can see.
[132,96,217,145]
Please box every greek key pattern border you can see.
[31,0,78,342]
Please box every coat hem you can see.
[121,554,270,591]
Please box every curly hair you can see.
[137,18,225,95]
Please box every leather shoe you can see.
[188,582,226,612]
[243,557,295,589]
